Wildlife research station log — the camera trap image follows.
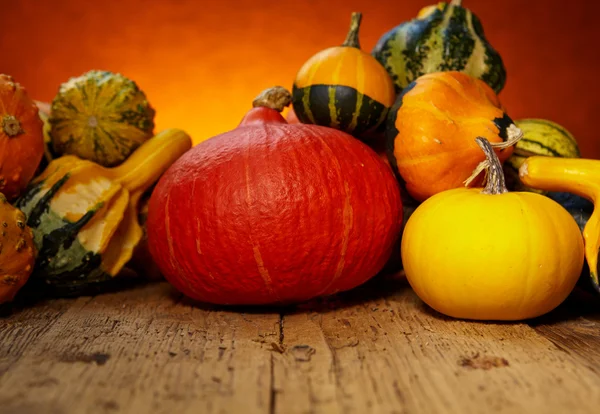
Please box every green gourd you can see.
[49,70,156,167]
[371,0,506,94]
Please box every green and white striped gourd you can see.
[371,0,506,94]
[504,118,581,193]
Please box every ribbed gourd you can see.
[292,12,396,138]
[0,193,36,304]
[0,75,45,200]
[15,129,191,296]
[385,71,519,202]
[372,0,506,94]
[503,119,581,192]
[49,70,156,167]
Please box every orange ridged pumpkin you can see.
[0,75,44,200]
[386,71,520,202]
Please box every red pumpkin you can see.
[0,75,44,200]
[147,87,403,305]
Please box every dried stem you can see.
[2,115,22,137]
[252,87,292,113]
[342,12,362,48]
[464,124,523,190]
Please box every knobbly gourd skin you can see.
[148,88,404,306]
[49,70,156,167]
[292,13,396,138]
[0,193,36,304]
[0,74,45,200]
[372,0,506,94]
[504,119,581,192]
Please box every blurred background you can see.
[1,0,598,156]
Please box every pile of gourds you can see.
[286,0,599,321]
[0,0,597,323]
[0,71,192,301]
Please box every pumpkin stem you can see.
[464,124,523,190]
[2,115,22,137]
[342,12,362,48]
[464,137,508,195]
[252,87,292,113]
[450,0,463,6]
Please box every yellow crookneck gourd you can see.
[401,132,584,321]
[16,128,192,296]
[519,156,600,293]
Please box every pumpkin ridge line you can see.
[243,138,277,300]
[164,192,197,297]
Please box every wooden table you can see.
[1,272,599,414]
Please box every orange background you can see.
[1,0,599,156]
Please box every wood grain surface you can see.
[1,273,599,414]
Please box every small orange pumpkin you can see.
[386,71,520,202]
[0,75,44,200]
[0,193,36,304]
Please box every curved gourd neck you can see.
[519,157,600,203]
[519,156,600,293]
[111,128,192,195]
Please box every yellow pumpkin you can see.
[401,135,584,321]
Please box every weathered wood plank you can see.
[530,288,600,375]
[271,274,600,414]
[0,275,599,414]
[0,283,280,414]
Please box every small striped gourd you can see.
[504,119,581,193]
[49,70,156,167]
[15,129,191,296]
[292,12,396,138]
[372,0,506,94]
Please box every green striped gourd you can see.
[15,129,191,296]
[504,119,581,193]
[292,12,396,138]
[371,0,506,94]
[49,70,156,167]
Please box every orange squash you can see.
[0,193,36,304]
[0,75,44,200]
[386,71,521,202]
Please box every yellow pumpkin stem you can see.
[342,12,362,49]
[111,128,192,195]
[519,156,600,292]
[450,0,463,6]
[464,124,523,189]
[252,87,292,112]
